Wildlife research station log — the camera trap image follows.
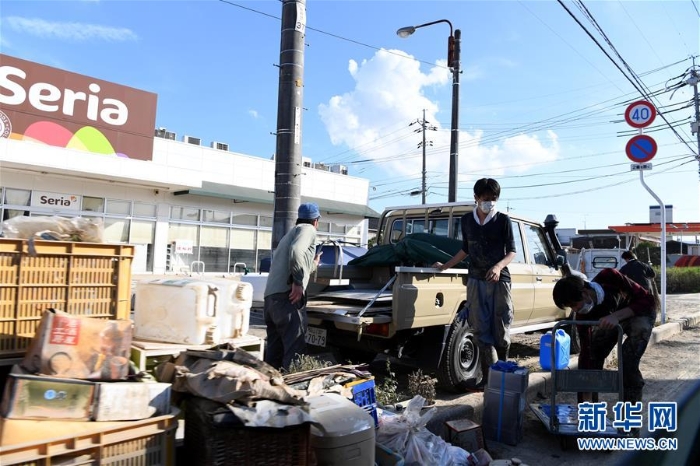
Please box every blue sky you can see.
[2,0,699,234]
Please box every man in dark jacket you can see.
[619,250,655,291]
[553,268,656,405]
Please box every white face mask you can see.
[577,299,595,315]
[479,201,496,214]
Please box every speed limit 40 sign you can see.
[625,100,656,128]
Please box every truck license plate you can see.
[306,326,327,347]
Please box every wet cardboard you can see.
[21,309,133,380]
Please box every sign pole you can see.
[624,100,666,323]
[638,169,666,323]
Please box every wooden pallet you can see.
[130,334,265,373]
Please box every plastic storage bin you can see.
[344,377,378,427]
[133,277,253,345]
[0,407,177,465]
[0,239,134,359]
[539,329,571,370]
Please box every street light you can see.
[397,19,461,203]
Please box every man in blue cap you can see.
[263,202,323,371]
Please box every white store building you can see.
[0,54,379,274]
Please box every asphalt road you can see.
[250,293,700,464]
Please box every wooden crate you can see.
[0,239,134,360]
[130,334,265,374]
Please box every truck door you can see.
[524,223,568,324]
[508,221,535,327]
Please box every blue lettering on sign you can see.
[612,401,644,432]
[648,402,677,432]
[578,401,608,432]
[632,107,650,121]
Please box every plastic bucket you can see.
[539,329,570,370]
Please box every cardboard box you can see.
[93,382,171,421]
[22,309,133,380]
[482,388,525,446]
[487,366,529,394]
[1,365,95,420]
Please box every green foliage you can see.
[407,369,437,405]
[655,266,700,293]
[375,359,401,407]
[286,354,332,374]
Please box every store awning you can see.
[609,223,700,234]
[174,181,381,218]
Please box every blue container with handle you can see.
[540,329,570,370]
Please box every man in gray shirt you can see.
[263,203,322,371]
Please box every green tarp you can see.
[348,233,469,268]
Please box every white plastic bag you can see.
[376,395,470,465]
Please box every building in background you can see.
[0,54,379,274]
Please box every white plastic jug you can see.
[133,277,253,345]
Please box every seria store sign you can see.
[0,54,157,161]
[31,191,82,211]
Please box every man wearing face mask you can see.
[432,178,516,386]
[552,268,656,408]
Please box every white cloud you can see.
[5,17,137,42]
[318,49,560,186]
[248,109,259,119]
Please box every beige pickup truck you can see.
[305,202,574,392]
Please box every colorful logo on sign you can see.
[20,121,130,158]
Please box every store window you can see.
[83,196,104,213]
[133,202,157,218]
[106,200,131,216]
[257,230,272,272]
[317,221,331,233]
[233,214,257,226]
[331,223,345,235]
[171,206,200,221]
[2,188,30,220]
[168,223,199,272]
[259,216,272,228]
[230,228,256,272]
[104,218,129,243]
[200,226,229,272]
[131,220,155,273]
[203,210,230,224]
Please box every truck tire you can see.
[436,319,481,392]
[565,323,581,355]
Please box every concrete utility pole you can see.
[272,0,307,250]
[448,29,461,203]
[410,109,437,204]
[689,64,700,177]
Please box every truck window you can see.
[429,219,449,237]
[511,222,526,264]
[525,224,553,266]
[592,256,618,270]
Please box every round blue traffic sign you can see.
[624,100,656,128]
[626,134,657,162]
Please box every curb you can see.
[424,310,700,437]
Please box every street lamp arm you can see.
[396,19,453,38]
[415,19,453,36]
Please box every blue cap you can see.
[298,202,321,220]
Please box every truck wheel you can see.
[437,320,481,392]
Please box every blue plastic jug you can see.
[539,329,570,370]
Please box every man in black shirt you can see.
[433,178,516,384]
[619,250,655,291]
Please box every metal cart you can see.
[530,320,627,449]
